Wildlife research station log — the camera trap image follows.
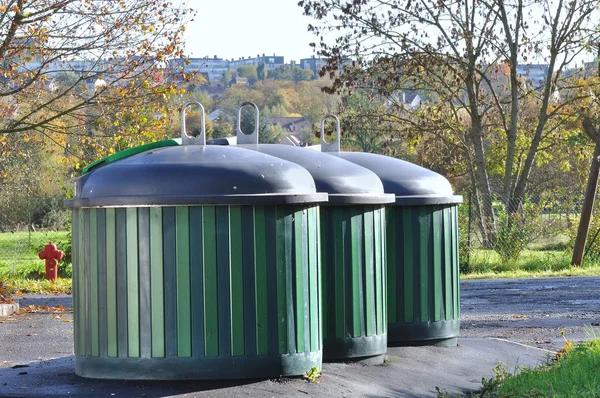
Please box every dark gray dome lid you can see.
[238,144,395,205]
[65,102,326,208]
[320,115,462,206]
[220,102,394,205]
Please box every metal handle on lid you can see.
[180,101,206,145]
[320,114,341,152]
[237,101,259,144]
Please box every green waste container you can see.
[321,117,463,346]
[64,102,327,379]
[208,105,394,363]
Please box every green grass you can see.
[495,338,600,397]
[438,336,600,397]
[461,247,600,279]
[0,231,70,279]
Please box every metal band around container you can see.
[326,193,395,205]
[64,193,328,208]
[392,195,463,205]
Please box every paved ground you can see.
[461,276,600,351]
[0,276,598,397]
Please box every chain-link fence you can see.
[458,192,590,273]
[0,194,71,279]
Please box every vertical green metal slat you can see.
[162,208,177,358]
[375,205,388,333]
[203,206,219,357]
[264,207,279,355]
[452,206,460,318]
[253,206,269,355]
[308,206,319,352]
[105,209,117,358]
[433,207,442,322]
[443,207,452,321]
[402,207,414,324]
[373,205,383,335]
[126,208,140,358]
[71,210,79,355]
[342,208,353,339]
[394,207,404,324]
[83,210,91,356]
[333,208,345,339]
[320,209,328,341]
[149,207,165,358]
[315,206,323,349]
[350,208,361,337]
[418,207,429,323]
[241,206,257,356]
[380,207,387,330]
[78,209,85,356]
[138,208,152,359]
[229,206,245,356]
[189,207,204,358]
[90,209,99,356]
[71,210,77,354]
[387,207,397,324]
[356,208,366,337]
[301,208,311,352]
[275,208,288,354]
[97,209,108,358]
[216,206,232,357]
[294,209,306,352]
[363,208,374,336]
[176,207,191,357]
[115,209,128,358]
[283,209,296,354]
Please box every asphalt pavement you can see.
[1,276,598,397]
[460,276,600,351]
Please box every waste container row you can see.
[65,102,462,380]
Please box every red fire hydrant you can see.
[38,242,64,281]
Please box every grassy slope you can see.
[497,338,600,397]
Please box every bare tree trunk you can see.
[497,0,522,201]
[571,120,600,266]
[465,70,496,247]
[512,67,554,202]
[571,44,600,266]
[511,0,564,206]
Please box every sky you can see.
[182,0,319,63]
[179,0,597,67]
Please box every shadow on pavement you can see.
[0,356,266,397]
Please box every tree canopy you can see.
[0,0,193,166]
[301,0,600,246]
